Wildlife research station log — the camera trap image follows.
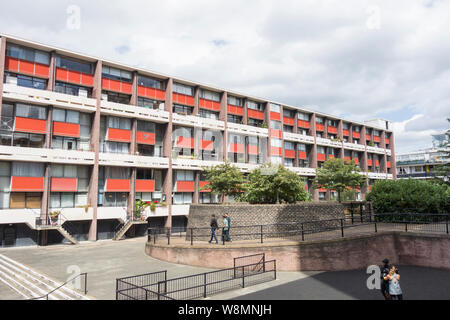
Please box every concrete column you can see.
[293,111,298,134]
[219,91,227,122]
[310,113,319,201]
[323,118,328,139]
[45,107,53,149]
[338,120,344,159]
[390,131,397,179]
[0,36,7,117]
[265,102,271,160]
[128,168,136,220]
[194,127,200,160]
[40,164,50,220]
[131,71,138,106]
[88,60,103,241]
[242,98,248,126]
[220,92,227,162]
[193,86,199,116]
[163,78,174,228]
[193,171,200,204]
[47,51,56,92]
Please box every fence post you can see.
[116,279,118,300]
[203,273,207,298]
[350,202,354,224]
[360,203,363,223]
[446,216,449,234]
[263,253,266,273]
[301,223,304,241]
[157,281,161,301]
[190,228,193,246]
[274,260,277,280]
[145,289,148,301]
[242,266,245,288]
[405,221,408,232]
[260,225,263,244]
[168,228,171,245]
[340,219,344,238]
[84,273,87,295]
[374,219,377,233]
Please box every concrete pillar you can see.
[193,86,199,116]
[193,171,200,204]
[220,92,228,162]
[338,120,344,159]
[0,36,7,117]
[265,102,271,160]
[131,71,138,106]
[163,78,174,228]
[242,98,248,126]
[310,113,319,201]
[47,51,56,92]
[128,168,136,220]
[45,107,53,149]
[219,91,227,122]
[390,131,397,179]
[40,164,50,221]
[88,60,103,241]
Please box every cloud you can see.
[0,0,449,153]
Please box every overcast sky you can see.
[1,0,449,153]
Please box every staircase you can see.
[35,213,78,245]
[113,219,148,241]
[55,225,78,245]
[0,254,89,300]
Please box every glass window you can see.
[15,104,46,120]
[173,104,193,115]
[12,162,44,177]
[269,103,281,113]
[227,96,243,107]
[56,56,93,74]
[227,114,242,124]
[247,101,264,111]
[297,144,306,151]
[271,156,282,164]
[173,193,193,205]
[248,118,264,128]
[173,83,194,96]
[14,74,47,90]
[199,89,220,102]
[138,76,165,90]
[199,109,219,120]
[102,66,132,82]
[108,117,131,130]
[284,141,295,150]
[316,117,324,124]
[271,139,283,147]
[283,109,295,118]
[317,146,325,154]
[6,44,50,65]
[270,121,282,130]
[298,112,310,121]
[284,158,294,167]
[283,125,293,133]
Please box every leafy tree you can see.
[312,158,367,203]
[244,164,310,204]
[200,162,246,203]
[366,179,450,214]
[431,118,450,185]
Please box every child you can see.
[387,266,403,300]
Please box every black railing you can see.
[116,270,168,300]
[29,272,88,300]
[373,213,450,234]
[116,257,276,300]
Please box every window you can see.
[52,136,81,151]
[227,114,242,124]
[199,193,219,204]
[108,117,131,130]
[16,104,47,120]
[105,167,130,179]
[247,101,264,111]
[343,122,350,130]
[199,109,219,120]
[353,126,361,132]
[271,139,282,147]
[102,66,132,82]
[316,132,323,138]
[298,112,310,121]
[55,82,91,97]
[270,121,282,130]
[0,162,11,209]
[284,141,295,150]
[176,170,194,181]
[199,89,220,102]
[283,109,295,118]
[53,108,80,124]
[103,192,128,207]
[298,129,309,136]
[137,121,155,133]
[284,158,294,167]
[56,56,92,74]
[173,104,193,115]
[317,146,325,154]
[5,73,46,90]
[13,133,45,148]
[51,164,77,178]
[248,118,264,128]
[50,192,87,208]
[297,144,306,151]
[103,91,131,104]
[298,159,309,168]
[137,75,165,90]
[6,44,50,65]
[271,156,282,164]
[327,120,337,127]
[101,141,129,154]
[10,192,42,209]
[227,96,243,107]
[12,162,44,177]
[283,125,293,133]
[316,117,324,124]
[138,97,164,110]
[173,193,192,205]
[269,103,281,113]
[173,83,194,96]
[374,130,380,137]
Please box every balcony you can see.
[287,167,316,176]
[366,145,386,154]
[316,137,343,148]
[2,83,97,113]
[100,100,170,124]
[283,132,314,144]
[172,113,225,131]
[227,122,268,137]
[172,158,224,171]
[98,153,168,168]
[343,142,366,152]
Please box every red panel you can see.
[248,109,265,120]
[298,120,310,129]
[199,181,211,193]
[248,145,259,155]
[229,143,244,154]
[5,57,19,72]
[366,134,372,141]
[173,93,194,106]
[176,137,194,149]
[136,180,155,192]
[375,160,380,167]
[201,140,214,151]
[138,86,165,100]
[56,68,68,82]
[227,105,243,116]
[155,89,166,101]
[374,136,381,143]
[298,151,307,160]
[51,178,78,192]
[387,161,391,168]
[121,82,133,94]
[102,78,110,90]
[106,179,130,192]
[344,156,351,162]
[271,147,282,156]
[137,131,156,145]
[68,70,82,84]
[176,181,195,192]
[108,128,132,143]
[328,154,335,159]
[283,117,294,126]
[317,153,326,162]
[352,132,360,139]
[343,129,350,136]
[270,112,281,121]
[53,122,80,138]
[186,96,195,106]
[367,159,373,166]
[81,73,94,86]
[34,63,49,78]
[109,79,121,92]
[353,158,359,165]
[137,86,146,97]
[19,60,34,75]
[15,117,47,134]
[284,149,295,159]
[270,129,282,139]
[318,188,327,193]
[328,126,338,134]
[316,124,324,132]
[385,138,390,145]
[11,176,44,192]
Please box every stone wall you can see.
[186,203,346,240]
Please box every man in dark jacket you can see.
[380,258,391,300]
[209,214,219,244]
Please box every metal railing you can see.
[116,256,276,300]
[116,270,168,300]
[35,212,78,239]
[29,272,88,300]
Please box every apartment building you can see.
[0,34,396,247]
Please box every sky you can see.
[0,0,449,153]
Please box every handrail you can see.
[29,272,88,300]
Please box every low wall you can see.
[146,232,450,271]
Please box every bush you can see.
[366,179,450,214]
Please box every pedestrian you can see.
[380,258,391,300]
[386,266,403,300]
[222,214,231,243]
[208,214,219,244]
[225,213,232,242]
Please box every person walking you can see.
[208,214,219,244]
[225,213,232,242]
[380,258,391,300]
[222,214,231,243]
[387,266,403,300]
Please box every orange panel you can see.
[5,57,19,72]
[328,126,338,134]
[68,70,81,84]
[51,178,78,192]
[328,155,335,159]
[81,73,94,86]
[318,188,327,192]
[385,138,390,145]
[248,109,265,120]
[344,157,351,162]
[343,129,350,136]
[121,82,133,94]
[270,112,281,121]
[212,101,221,112]
[201,140,214,151]
[298,151,307,160]
[19,60,34,75]
[298,120,310,129]
[186,96,195,106]
[270,129,282,139]
[284,149,295,159]
[271,147,282,156]
[56,68,68,81]
[199,181,211,193]
[316,124,324,131]
[283,117,294,126]
[387,161,391,168]
[136,180,155,192]
[109,79,121,92]
[106,179,130,192]
[374,136,381,143]
[248,145,259,155]
[367,159,373,166]
[53,122,80,138]
[34,63,49,78]
[11,176,44,192]
[229,143,244,154]
[176,181,195,192]
[108,128,132,143]
[176,137,194,149]
[102,78,110,90]
[353,132,360,139]
[137,86,146,97]
[137,131,156,145]
[155,89,166,100]
[228,105,243,116]
[317,153,326,162]
[353,158,359,165]
[366,134,372,141]
[15,117,47,134]
[375,160,380,167]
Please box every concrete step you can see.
[0,254,89,300]
[113,221,133,241]
[56,226,79,245]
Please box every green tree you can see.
[431,118,450,185]
[245,163,310,204]
[200,162,246,203]
[313,158,367,203]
